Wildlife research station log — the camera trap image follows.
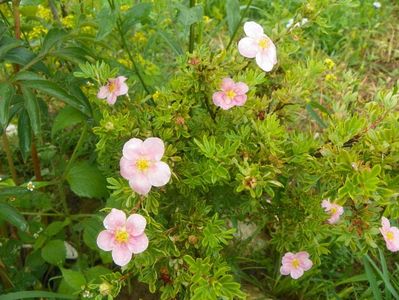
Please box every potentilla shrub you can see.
[1,1,399,299]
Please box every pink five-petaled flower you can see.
[380,217,399,252]
[238,21,277,72]
[280,251,313,279]
[212,78,249,110]
[120,137,171,195]
[321,199,344,224]
[97,76,128,105]
[97,209,149,267]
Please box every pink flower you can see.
[321,199,344,224]
[238,21,277,72]
[97,76,128,105]
[380,217,399,252]
[120,137,171,195]
[97,209,149,266]
[280,251,313,279]
[212,78,249,110]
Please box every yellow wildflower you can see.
[120,4,130,12]
[325,74,337,82]
[37,5,52,21]
[152,91,161,100]
[61,15,75,28]
[133,31,147,43]
[324,58,335,70]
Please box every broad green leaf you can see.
[0,39,23,60]
[21,86,41,135]
[363,256,383,300]
[4,47,49,74]
[17,109,32,161]
[0,202,28,231]
[52,106,86,138]
[15,72,92,116]
[225,0,240,37]
[60,268,86,291]
[41,239,66,266]
[177,5,203,26]
[40,28,67,54]
[0,291,76,300]
[84,266,112,284]
[66,161,108,198]
[96,8,117,41]
[0,82,15,130]
[82,216,103,250]
[52,46,90,65]
[122,3,152,30]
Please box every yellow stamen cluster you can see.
[291,258,300,269]
[226,90,236,99]
[258,38,268,49]
[136,159,150,171]
[108,81,116,93]
[387,231,394,241]
[115,229,129,243]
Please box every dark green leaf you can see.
[52,106,86,138]
[226,0,240,37]
[40,28,67,54]
[61,268,86,291]
[17,109,32,161]
[157,30,183,55]
[66,161,108,198]
[0,291,77,300]
[83,216,103,250]
[21,86,41,135]
[0,82,15,130]
[0,39,23,60]
[306,103,327,128]
[4,47,49,74]
[0,203,28,231]
[41,239,66,265]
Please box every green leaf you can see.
[177,5,203,26]
[0,203,28,231]
[0,39,23,60]
[0,82,15,130]
[52,46,90,65]
[82,216,103,250]
[21,86,41,135]
[0,291,77,300]
[40,28,67,55]
[41,239,66,266]
[122,3,152,30]
[363,256,383,300]
[225,0,240,37]
[4,47,49,74]
[66,161,108,198]
[51,106,86,138]
[157,30,183,56]
[306,103,327,128]
[15,72,92,116]
[61,268,86,291]
[17,109,32,161]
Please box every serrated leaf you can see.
[66,161,108,198]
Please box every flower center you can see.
[115,229,129,243]
[330,207,337,214]
[291,258,300,269]
[226,90,236,99]
[387,231,394,241]
[108,81,116,93]
[258,38,268,49]
[136,159,150,171]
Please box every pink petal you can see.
[321,200,331,210]
[97,230,115,251]
[128,233,149,254]
[141,137,165,161]
[147,161,171,187]
[122,138,143,160]
[296,251,309,260]
[234,82,249,95]
[256,51,274,72]
[243,21,264,38]
[97,86,109,99]
[221,78,235,91]
[129,173,152,195]
[300,259,313,271]
[238,37,258,58]
[116,76,128,96]
[280,264,291,275]
[111,244,132,266]
[212,91,225,107]
[290,268,304,279]
[120,157,137,180]
[233,94,247,106]
[103,209,126,230]
[381,217,390,229]
[282,252,295,264]
[126,214,147,236]
[106,93,118,105]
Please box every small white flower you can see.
[300,18,309,26]
[27,181,35,191]
[373,1,381,8]
[286,18,294,28]
[6,124,17,136]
